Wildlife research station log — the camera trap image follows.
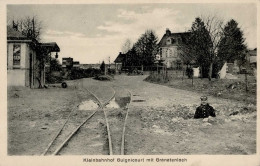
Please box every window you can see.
[168,49,172,57]
[171,38,176,44]
[167,38,177,45]
[13,44,21,67]
[166,38,172,45]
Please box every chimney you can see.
[166,28,171,36]
[13,21,18,31]
[119,52,122,55]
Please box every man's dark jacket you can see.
[194,104,216,119]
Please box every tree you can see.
[124,46,140,68]
[203,15,224,80]
[11,16,43,41]
[45,58,62,84]
[218,19,246,68]
[133,29,159,68]
[179,16,224,80]
[100,61,105,73]
[121,39,132,54]
[50,58,62,71]
[179,17,213,78]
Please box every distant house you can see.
[108,63,116,69]
[158,28,190,69]
[7,26,60,88]
[247,48,257,68]
[114,52,126,71]
[62,57,73,68]
[73,61,80,68]
[226,48,257,75]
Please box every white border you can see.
[0,0,259,166]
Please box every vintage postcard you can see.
[0,0,259,166]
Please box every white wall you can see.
[7,43,28,87]
[7,70,26,86]
[219,62,227,79]
[7,42,44,88]
[161,46,180,68]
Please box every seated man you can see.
[194,96,216,119]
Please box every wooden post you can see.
[105,65,107,75]
[245,72,248,92]
[166,66,168,81]
[182,66,185,82]
[164,66,166,80]
[191,65,193,86]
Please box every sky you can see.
[7,3,257,64]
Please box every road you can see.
[83,74,246,107]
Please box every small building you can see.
[114,52,125,71]
[247,48,257,68]
[62,57,73,68]
[7,26,60,88]
[158,28,190,69]
[73,61,80,68]
[108,63,116,69]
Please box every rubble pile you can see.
[138,103,256,132]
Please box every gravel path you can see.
[111,75,244,107]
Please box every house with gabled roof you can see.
[158,28,190,69]
[7,26,60,88]
[114,52,126,72]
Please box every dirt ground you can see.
[145,70,256,104]
[7,75,256,155]
[112,75,256,155]
[7,80,90,155]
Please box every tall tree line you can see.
[179,16,246,80]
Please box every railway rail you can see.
[41,82,131,155]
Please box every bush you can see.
[108,68,116,75]
[144,73,169,83]
[45,72,63,84]
[67,68,101,80]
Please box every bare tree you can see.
[11,16,43,41]
[202,15,224,80]
[121,38,132,54]
[178,15,224,81]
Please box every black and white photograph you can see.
[1,0,259,166]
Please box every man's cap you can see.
[200,96,208,101]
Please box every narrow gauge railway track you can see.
[103,85,132,155]
[81,84,132,155]
[120,88,132,155]
[41,85,115,156]
[41,82,132,155]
